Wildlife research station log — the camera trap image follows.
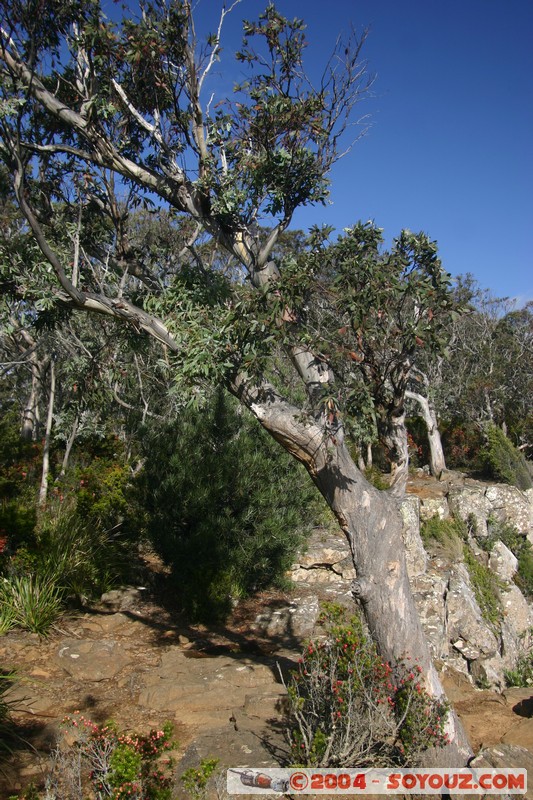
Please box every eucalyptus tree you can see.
[0,0,471,763]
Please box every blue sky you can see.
[209,0,532,303]
[287,0,533,304]
[108,0,532,303]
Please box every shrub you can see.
[481,425,532,490]
[43,714,175,800]
[181,758,220,800]
[284,604,449,768]
[35,505,131,601]
[136,390,318,620]
[0,574,62,634]
[420,515,466,561]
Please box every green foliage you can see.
[462,546,502,631]
[441,419,483,470]
[285,603,449,767]
[0,574,62,635]
[363,465,389,491]
[136,391,316,620]
[39,715,175,800]
[481,425,532,490]
[0,410,39,559]
[420,515,466,560]
[181,758,220,800]
[505,631,533,687]
[35,505,130,601]
[482,519,533,599]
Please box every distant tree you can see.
[0,1,470,763]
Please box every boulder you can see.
[419,496,450,522]
[447,486,492,537]
[400,495,428,577]
[56,639,132,681]
[485,484,532,536]
[489,540,518,582]
[446,564,499,661]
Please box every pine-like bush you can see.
[135,390,317,620]
[482,425,532,490]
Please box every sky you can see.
[106,0,533,303]
[286,0,533,304]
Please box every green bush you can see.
[36,505,131,601]
[41,714,175,799]
[420,515,466,560]
[285,604,449,768]
[462,546,502,631]
[481,425,532,490]
[135,391,317,620]
[0,574,62,634]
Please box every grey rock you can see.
[448,486,492,537]
[485,484,532,536]
[419,496,450,522]
[56,639,131,681]
[489,540,518,582]
[400,494,428,577]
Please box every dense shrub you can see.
[284,604,449,767]
[441,419,483,470]
[481,425,532,490]
[0,410,40,564]
[136,391,318,620]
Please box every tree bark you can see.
[232,377,472,767]
[406,390,447,478]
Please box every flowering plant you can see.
[43,713,175,800]
[285,603,449,767]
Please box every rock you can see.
[500,583,532,640]
[448,486,492,537]
[100,587,146,611]
[419,496,450,522]
[253,594,320,640]
[470,744,533,800]
[56,639,132,681]
[400,495,428,577]
[412,570,449,659]
[290,529,355,584]
[489,540,518,582]
[485,484,532,536]
[446,564,499,661]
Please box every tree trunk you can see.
[60,414,79,476]
[21,364,40,441]
[233,378,472,767]
[38,361,56,507]
[406,390,447,478]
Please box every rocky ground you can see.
[1,473,533,798]
[0,576,532,798]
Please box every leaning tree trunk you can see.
[406,390,447,478]
[234,378,472,767]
